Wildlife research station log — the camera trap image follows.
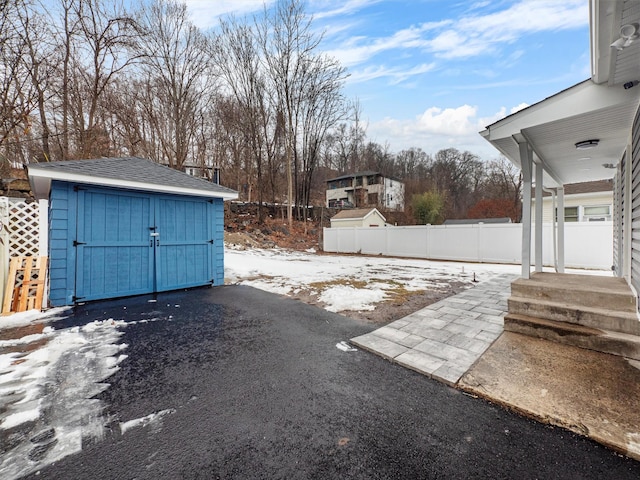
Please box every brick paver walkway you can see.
[351,274,517,385]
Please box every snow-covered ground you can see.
[0,247,608,478]
[224,247,525,313]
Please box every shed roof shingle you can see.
[28,157,238,200]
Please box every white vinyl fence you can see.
[323,222,613,270]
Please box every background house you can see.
[532,179,613,223]
[326,171,404,211]
[330,208,387,228]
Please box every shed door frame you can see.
[74,186,215,303]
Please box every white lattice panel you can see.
[8,199,41,257]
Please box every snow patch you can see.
[320,285,386,312]
[224,248,529,313]
[0,307,71,331]
[0,318,128,480]
[336,341,357,352]
[120,409,176,435]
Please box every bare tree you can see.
[297,53,348,219]
[482,157,523,220]
[430,148,484,219]
[135,0,215,170]
[0,0,37,162]
[212,15,272,218]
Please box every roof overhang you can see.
[480,80,640,186]
[330,208,386,222]
[28,167,239,201]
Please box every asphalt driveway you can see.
[11,285,640,479]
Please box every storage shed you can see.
[27,157,238,306]
[330,208,387,228]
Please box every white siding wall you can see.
[533,192,613,223]
[330,213,386,228]
[383,178,405,211]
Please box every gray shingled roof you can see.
[331,208,386,221]
[28,157,238,200]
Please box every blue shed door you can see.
[75,188,214,302]
[75,189,155,301]
[155,197,213,292]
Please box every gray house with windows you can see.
[326,171,404,211]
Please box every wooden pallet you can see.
[2,256,47,314]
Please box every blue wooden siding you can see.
[213,198,224,285]
[49,181,76,306]
[48,182,225,306]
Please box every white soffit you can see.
[480,80,640,185]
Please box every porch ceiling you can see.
[481,81,640,187]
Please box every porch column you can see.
[518,138,533,279]
[534,162,543,272]
[624,144,633,282]
[557,187,565,273]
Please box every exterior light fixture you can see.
[611,23,639,50]
[575,139,599,149]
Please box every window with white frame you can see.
[583,204,611,221]
[557,204,612,222]
[564,206,579,222]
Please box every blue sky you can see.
[189,0,590,160]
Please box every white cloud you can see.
[325,0,587,66]
[347,63,437,84]
[312,0,383,20]
[510,102,529,114]
[428,0,588,59]
[364,104,508,159]
[324,21,450,67]
[361,100,540,159]
[182,0,274,29]
[417,105,479,136]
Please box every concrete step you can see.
[504,313,640,361]
[508,296,640,336]
[511,273,636,313]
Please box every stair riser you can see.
[508,299,640,336]
[510,284,636,313]
[504,317,640,361]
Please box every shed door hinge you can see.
[72,295,85,302]
[73,240,86,247]
[208,239,214,244]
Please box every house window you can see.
[583,205,611,221]
[564,207,579,222]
